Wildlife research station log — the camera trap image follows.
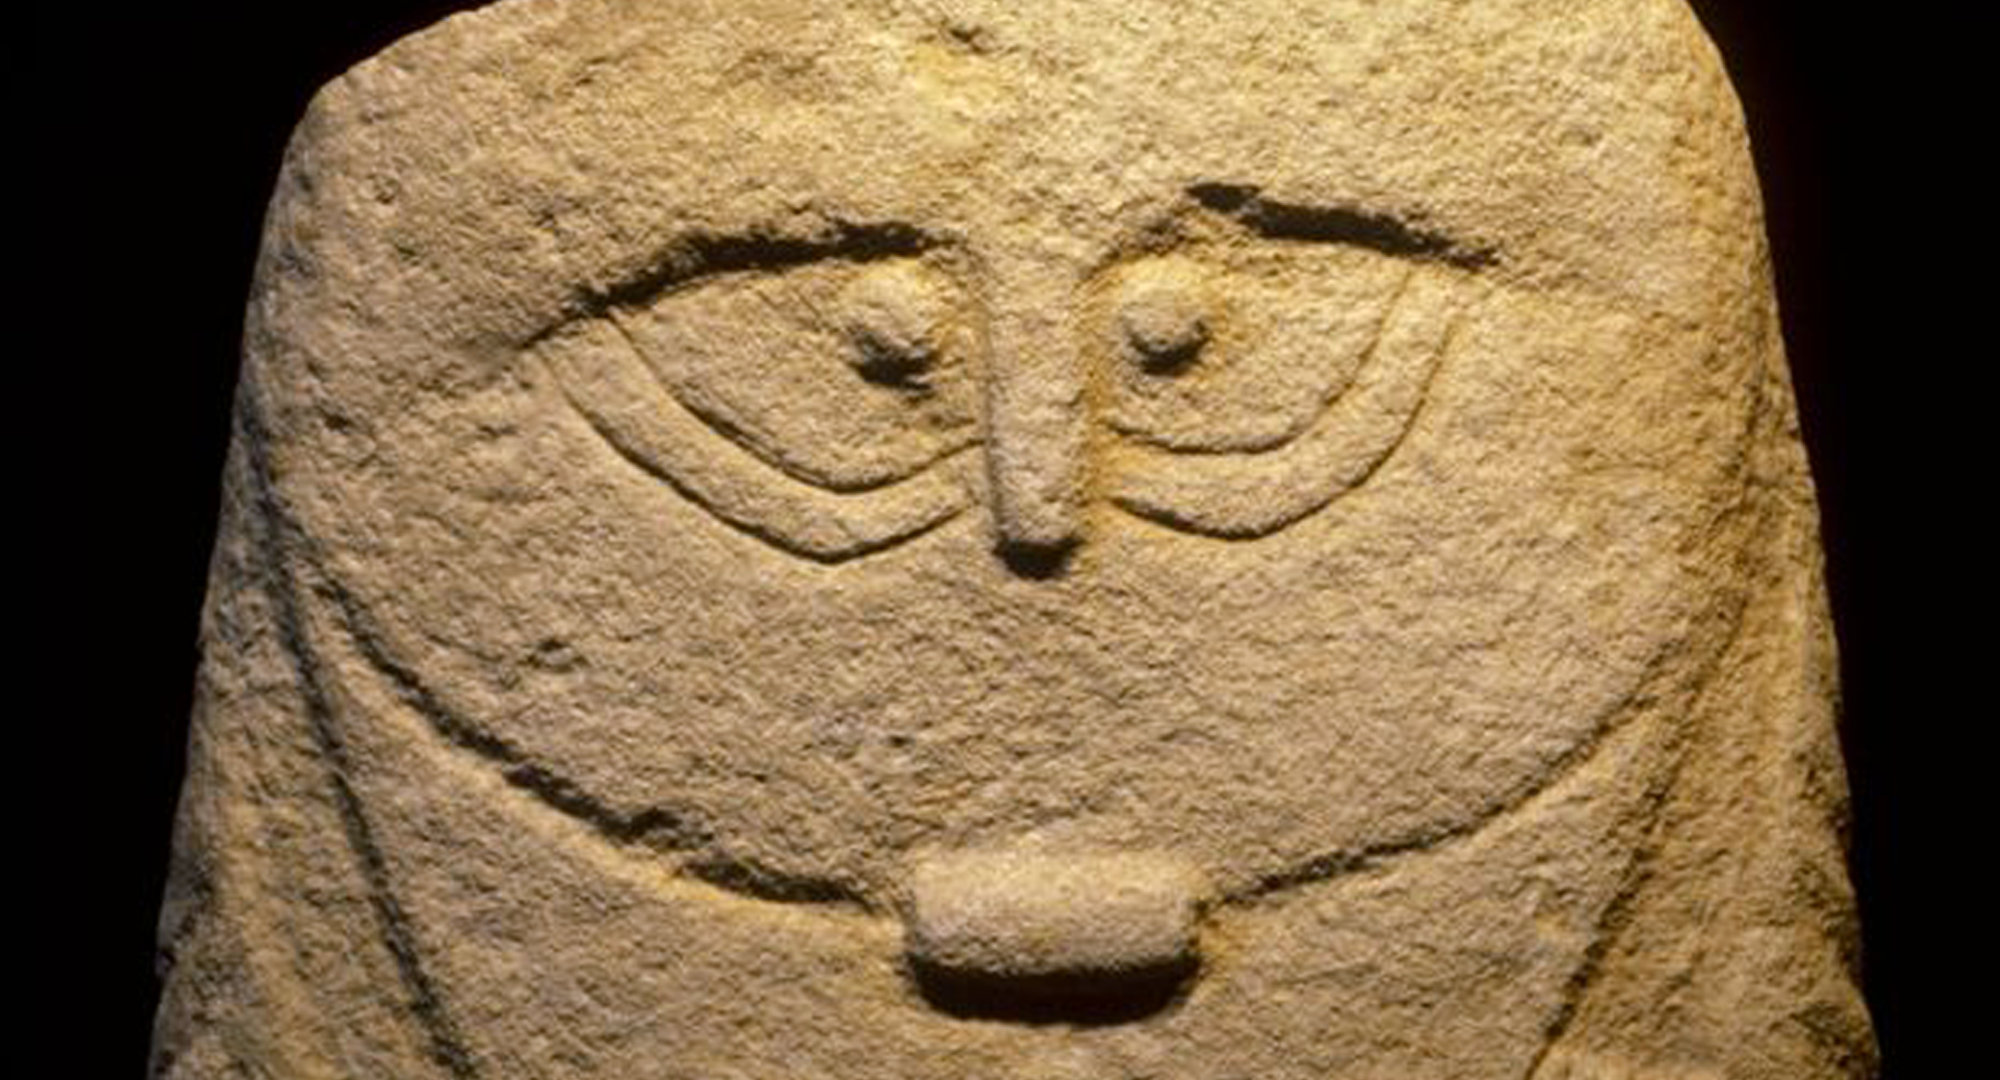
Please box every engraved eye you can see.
[841,263,956,388]
[582,244,979,507]
[1100,249,1407,456]
[1117,263,1213,374]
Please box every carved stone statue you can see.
[152,1,1875,1076]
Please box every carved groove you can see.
[262,373,1703,952]
[502,763,713,850]
[302,566,713,853]
[545,221,939,336]
[1232,574,1756,911]
[1104,267,1402,457]
[1521,808,1667,1080]
[239,376,875,911]
[1189,183,1497,270]
[312,495,1696,929]
[683,856,868,906]
[1226,649,1688,905]
[619,308,976,495]
[542,317,972,564]
[309,563,875,910]
[533,219,974,564]
[235,395,482,1080]
[1110,268,1458,538]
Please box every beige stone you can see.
[152,1,1875,1077]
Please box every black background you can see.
[26,3,1934,1076]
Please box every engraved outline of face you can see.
[534,184,1492,569]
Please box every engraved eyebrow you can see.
[532,219,940,344]
[1187,182,1497,270]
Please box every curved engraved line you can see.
[1224,666,1676,906]
[1186,182,1500,270]
[1225,543,1761,906]
[232,397,482,1078]
[303,562,879,913]
[539,317,973,564]
[297,488,1710,929]
[252,327,1709,942]
[314,526,1682,926]
[532,219,941,337]
[622,304,979,494]
[1103,285,1402,456]
[1107,267,1457,539]
[665,374,978,494]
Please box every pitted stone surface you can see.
[152,2,1875,1078]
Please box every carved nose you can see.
[982,283,1088,569]
[904,851,1207,1022]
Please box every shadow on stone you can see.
[909,956,1197,1027]
[995,540,1076,580]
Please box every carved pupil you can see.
[842,266,947,389]
[1120,278,1209,374]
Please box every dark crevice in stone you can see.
[909,955,1199,1027]
[539,219,939,341]
[501,763,713,851]
[1234,831,1448,900]
[683,856,869,908]
[995,539,1077,580]
[1188,182,1498,270]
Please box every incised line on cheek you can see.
[302,557,880,912]
[310,536,1687,934]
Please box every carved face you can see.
[282,0,1756,1014]
[513,182,1523,903]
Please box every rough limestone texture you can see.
[152,1,1876,1077]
